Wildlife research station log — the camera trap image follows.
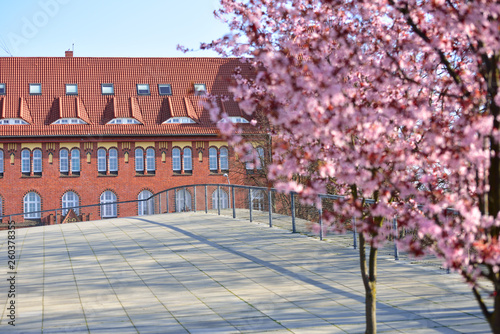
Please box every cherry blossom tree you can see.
[196,0,500,333]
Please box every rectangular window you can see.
[194,84,206,96]
[29,84,42,95]
[137,84,150,95]
[66,84,78,95]
[158,84,172,96]
[101,83,114,95]
[0,83,5,95]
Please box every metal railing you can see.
[0,183,448,271]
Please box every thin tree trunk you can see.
[359,233,377,334]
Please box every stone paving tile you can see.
[0,212,493,333]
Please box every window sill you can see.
[60,175,80,178]
[21,175,42,178]
[136,174,155,177]
[172,174,192,177]
[97,174,118,177]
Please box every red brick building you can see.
[0,52,256,222]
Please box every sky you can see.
[0,0,231,57]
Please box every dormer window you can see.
[158,84,172,96]
[218,117,250,124]
[66,84,78,95]
[29,84,42,95]
[107,118,141,125]
[164,117,196,124]
[0,83,5,95]
[101,83,114,95]
[52,118,87,125]
[0,118,29,125]
[194,84,206,96]
[137,84,150,95]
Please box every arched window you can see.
[24,192,41,219]
[209,147,218,172]
[146,148,155,173]
[33,149,42,173]
[100,191,117,218]
[62,191,79,215]
[256,147,265,170]
[97,148,106,172]
[183,148,192,172]
[172,148,181,172]
[71,149,80,173]
[135,148,144,173]
[0,150,4,176]
[220,147,229,171]
[212,189,229,210]
[21,149,31,173]
[175,189,192,212]
[109,148,118,172]
[138,190,154,216]
[251,189,265,211]
[60,149,69,173]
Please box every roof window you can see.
[29,84,42,95]
[158,84,172,96]
[164,117,196,124]
[194,84,206,96]
[101,83,114,95]
[53,118,87,125]
[137,84,150,95]
[0,83,5,95]
[66,84,78,95]
[218,117,250,124]
[107,118,141,125]
[0,118,29,125]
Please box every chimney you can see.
[65,50,73,58]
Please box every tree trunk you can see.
[359,233,377,334]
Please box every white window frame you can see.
[256,147,265,170]
[109,148,118,172]
[62,191,79,215]
[0,150,4,174]
[29,83,42,95]
[172,148,181,172]
[60,149,69,173]
[21,149,30,173]
[175,189,192,212]
[71,149,80,173]
[65,84,78,95]
[97,148,107,172]
[100,191,117,218]
[101,83,114,95]
[212,189,229,210]
[146,148,155,172]
[209,147,218,171]
[194,83,206,96]
[137,84,150,95]
[24,192,41,219]
[220,147,229,171]
[138,190,154,216]
[135,148,144,172]
[33,149,42,173]
[183,148,192,172]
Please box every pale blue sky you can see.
[0,0,230,57]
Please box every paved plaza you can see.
[0,212,491,333]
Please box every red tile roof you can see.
[0,57,255,137]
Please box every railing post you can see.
[159,193,162,214]
[194,186,197,212]
[166,190,169,214]
[268,189,273,227]
[183,187,187,212]
[232,186,236,219]
[217,185,221,216]
[205,185,208,213]
[249,188,253,222]
[175,189,178,213]
[291,192,296,233]
[393,217,399,261]
[319,198,323,241]
[353,217,357,250]
[55,209,58,224]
